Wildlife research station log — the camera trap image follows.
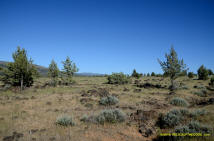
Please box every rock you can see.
[123,87,129,91]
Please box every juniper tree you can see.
[48,60,59,86]
[61,56,79,85]
[158,46,187,94]
[197,65,208,80]
[1,47,38,90]
[131,69,142,79]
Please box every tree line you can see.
[0,46,213,92]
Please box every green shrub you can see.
[175,121,212,134]
[107,73,131,84]
[99,96,119,106]
[56,115,75,126]
[96,109,126,124]
[190,109,207,118]
[210,76,214,86]
[170,97,189,107]
[175,125,190,133]
[179,108,190,116]
[188,72,194,78]
[193,90,207,97]
[157,110,182,128]
[131,69,142,79]
[151,72,155,76]
[197,65,209,80]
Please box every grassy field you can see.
[0,76,213,141]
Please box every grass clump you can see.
[107,73,131,84]
[190,109,207,118]
[193,90,207,97]
[56,115,75,126]
[170,97,189,107]
[96,109,126,124]
[188,121,212,133]
[99,96,119,106]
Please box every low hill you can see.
[0,61,105,77]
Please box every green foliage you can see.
[188,121,212,133]
[190,109,207,118]
[96,109,126,124]
[207,69,213,76]
[147,73,150,77]
[157,110,182,128]
[48,60,59,86]
[107,72,131,84]
[197,65,208,80]
[131,69,142,79]
[188,72,194,78]
[193,90,207,97]
[151,72,155,76]
[61,56,79,85]
[158,46,187,92]
[1,47,38,89]
[56,115,75,126]
[175,121,212,134]
[170,97,189,107]
[210,76,214,86]
[99,96,119,106]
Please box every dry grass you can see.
[0,76,213,141]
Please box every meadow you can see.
[0,76,213,141]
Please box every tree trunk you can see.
[21,75,23,91]
[170,78,175,94]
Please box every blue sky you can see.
[0,0,214,74]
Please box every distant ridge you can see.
[0,61,105,77]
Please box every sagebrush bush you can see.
[157,110,182,128]
[170,97,189,107]
[56,115,75,126]
[175,125,190,133]
[99,96,119,106]
[107,73,131,84]
[179,109,190,116]
[190,109,207,118]
[193,90,207,97]
[175,121,212,134]
[96,109,126,124]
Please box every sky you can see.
[0,0,214,74]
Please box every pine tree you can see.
[197,65,208,80]
[158,46,187,94]
[48,60,59,86]
[61,56,79,85]
[1,47,38,90]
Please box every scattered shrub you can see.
[56,115,75,126]
[170,97,189,107]
[175,121,212,134]
[197,65,209,80]
[107,73,131,84]
[99,96,119,106]
[96,109,126,124]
